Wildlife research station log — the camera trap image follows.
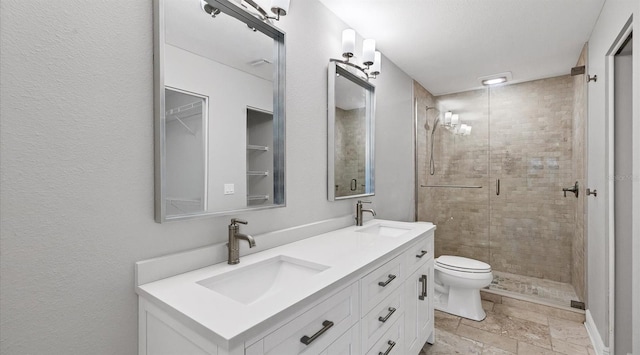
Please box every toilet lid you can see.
[436,255,492,273]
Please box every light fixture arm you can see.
[243,0,282,21]
[330,58,374,80]
[201,0,289,22]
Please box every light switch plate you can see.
[224,184,234,195]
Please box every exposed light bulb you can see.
[362,39,376,66]
[342,29,355,58]
[370,51,381,75]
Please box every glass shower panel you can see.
[488,77,575,284]
[420,89,490,264]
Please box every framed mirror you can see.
[154,0,286,222]
[327,62,375,201]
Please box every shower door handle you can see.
[496,179,500,196]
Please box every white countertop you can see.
[136,219,435,348]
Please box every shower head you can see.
[426,107,440,176]
[426,106,440,133]
[431,116,441,134]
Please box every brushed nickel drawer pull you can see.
[416,250,428,258]
[419,274,427,300]
[379,340,396,355]
[378,274,397,287]
[378,307,397,323]
[300,320,334,345]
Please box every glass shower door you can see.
[487,78,579,305]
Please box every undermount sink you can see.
[356,223,412,238]
[197,255,329,305]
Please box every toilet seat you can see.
[436,255,491,273]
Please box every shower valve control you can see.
[562,181,579,198]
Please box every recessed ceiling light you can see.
[478,72,512,86]
[482,77,507,85]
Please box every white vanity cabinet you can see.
[137,221,435,355]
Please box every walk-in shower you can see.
[414,60,587,309]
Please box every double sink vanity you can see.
[136,220,435,355]
[147,1,435,353]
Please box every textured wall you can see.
[585,0,639,346]
[416,76,581,284]
[0,0,414,353]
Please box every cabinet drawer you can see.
[361,256,402,314]
[365,316,404,355]
[318,323,360,355]
[362,287,403,352]
[262,282,359,355]
[404,233,433,276]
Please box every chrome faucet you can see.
[228,218,255,265]
[356,200,376,226]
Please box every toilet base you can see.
[434,287,487,321]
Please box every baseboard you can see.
[585,309,610,355]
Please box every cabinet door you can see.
[404,262,433,354]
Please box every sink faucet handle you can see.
[231,218,248,225]
[358,200,372,204]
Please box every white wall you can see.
[373,60,416,221]
[0,0,414,354]
[585,0,639,351]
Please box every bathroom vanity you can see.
[136,220,435,354]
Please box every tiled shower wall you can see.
[415,73,585,299]
[417,87,492,263]
[334,107,366,196]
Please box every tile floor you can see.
[421,300,594,355]
[488,271,580,308]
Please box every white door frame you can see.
[604,19,633,355]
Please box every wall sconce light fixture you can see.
[201,0,290,22]
[330,28,382,80]
[443,111,471,136]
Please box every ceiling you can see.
[317,0,605,95]
[165,0,274,81]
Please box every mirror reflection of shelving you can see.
[164,88,208,216]
[246,107,274,206]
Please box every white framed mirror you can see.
[327,61,375,201]
[154,0,286,222]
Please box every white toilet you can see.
[433,255,493,321]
